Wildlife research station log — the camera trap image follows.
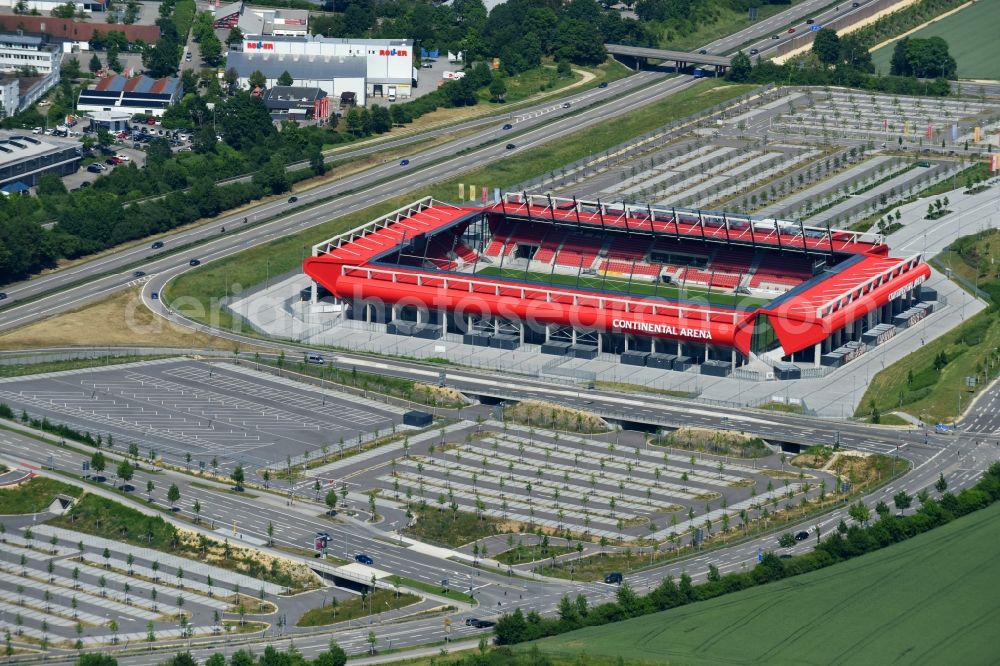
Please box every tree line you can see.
[493,460,1000,645]
[725,26,952,97]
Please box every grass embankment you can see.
[397,576,475,605]
[649,427,770,458]
[476,267,768,308]
[256,357,465,408]
[495,540,577,566]
[167,80,756,333]
[858,230,1000,423]
[49,493,319,592]
[0,477,81,514]
[648,0,808,51]
[0,288,259,351]
[870,0,1000,79]
[402,507,505,549]
[528,499,1000,665]
[295,588,421,627]
[503,400,609,434]
[0,355,174,377]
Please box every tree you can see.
[51,2,76,18]
[146,479,155,500]
[325,489,338,515]
[778,532,795,548]
[116,460,134,488]
[167,483,181,509]
[316,640,347,666]
[366,631,377,655]
[90,451,106,477]
[277,70,294,86]
[231,464,245,491]
[226,27,244,48]
[935,473,948,493]
[726,50,752,83]
[893,491,912,514]
[107,45,123,74]
[200,34,223,67]
[62,56,82,79]
[848,501,870,525]
[489,76,507,102]
[370,105,391,133]
[812,28,841,65]
[248,70,267,90]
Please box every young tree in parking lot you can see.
[167,483,181,510]
[231,464,245,491]
[90,451,106,477]
[116,460,134,488]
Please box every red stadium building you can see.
[303,194,934,376]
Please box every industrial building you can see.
[262,86,329,122]
[213,1,308,37]
[234,35,416,102]
[77,75,182,118]
[0,131,80,190]
[226,52,367,105]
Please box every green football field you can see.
[871,0,1000,80]
[526,500,1000,665]
[475,266,770,309]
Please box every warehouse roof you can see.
[227,52,367,79]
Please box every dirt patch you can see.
[504,400,609,433]
[412,383,466,406]
[652,427,770,458]
[0,288,266,351]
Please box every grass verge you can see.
[0,476,81,514]
[295,588,421,627]
[402,507,505,549]
[0,355,174,377]
[396,576,475,605]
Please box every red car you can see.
[787,27,796,33]
[111,157,124,165]
[146,117,156,125]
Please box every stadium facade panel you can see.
[304,195,932,369]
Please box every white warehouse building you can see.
[227,52,367,105]
[236,35,416,101]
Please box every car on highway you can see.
[151,292,158,300]
[287,196,298,203]
[505,143,516,150]
[749,48,759,55]
[0,292,6,300]
[189,259,201,266]
[354,553,374,565]
[598,81,608,88]
[787,27,796,33]
[400,159,410,166]
[133,271,146,278]
[562,102,571,108]
[151,241,164,249]
[604,572,623,584]
[852,1,860,6]
[502,123,513,130]
[806,18,815,24]
[795,531,809,541]
[772,34,780,39]
[466,618,496,629]
[698,49,708,54]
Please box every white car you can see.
[32,127,42,134]
[115,154,131,162]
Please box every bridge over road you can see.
[605,43,732,75]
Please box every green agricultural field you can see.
[527,500,1000,665]
[476,266,769,309]
[871,0,1000,80]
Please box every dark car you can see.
[502,123,513,130]
[133,271,146,278]
[505,143,516,150]
[749,48,759,55]
[806,18,815,24]
[287,196,298,203]
[794,531,809,541]
[470,619,495,628]
[604,572,623,584]
[598,81,608,88]
[354,554,374,565]
[105,158,117,165]
[779,554,793,560]
[852,1,860,6]
[87,164,102,173]
[0,293,6,300]
[151,241,164,249]
[772,34,780,39]
[464,618,481,627]
[189,259,200,266]
[400,159,410,166]
[562,102,571,108]
[698,49,708,54]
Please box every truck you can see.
[339,91,357,108]
[387,85,396,102]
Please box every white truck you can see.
[387,85,396,102]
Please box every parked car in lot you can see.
[87,164,102,173]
